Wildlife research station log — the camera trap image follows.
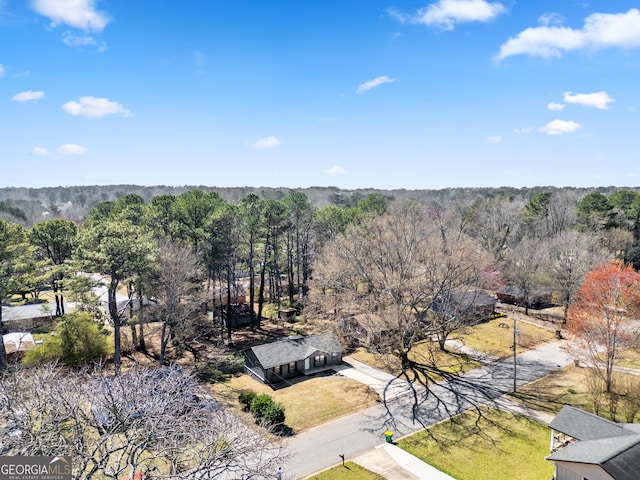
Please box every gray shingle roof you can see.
[1,303,57,322]
[547,405,640,480]
[549,405,633,441]
[249,333,342,369]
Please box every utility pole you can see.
[513,315,517,392]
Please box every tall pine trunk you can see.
[108,278,121,376]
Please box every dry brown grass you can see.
[457,317,557,358]
[208,373,380,433]
[349,343,478,373]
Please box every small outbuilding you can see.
[3,332,37,360]
[244,333,343,385]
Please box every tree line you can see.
[0,189,390,371]
[308,189,640,413]
[1,187,640,374]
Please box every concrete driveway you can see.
[334,357,413,400]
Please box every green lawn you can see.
[398,408,554,480]
[457,317,557,358]
[305,462,381,480]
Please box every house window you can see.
[314,355,326,367]
[332,352,337,359]
[289,362,296,373]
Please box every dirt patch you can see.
[119,316,324,370]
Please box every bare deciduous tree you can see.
[311,202,492,417]
[150,240,208,366]
[0,364,287,479]
[544,230,610,321]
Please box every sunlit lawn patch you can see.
[208,373,379,432]
[305,462,380,480]
[348,343,479,385]
[510,365,640,422]
[457,318,557,358]
[398,408,553,480]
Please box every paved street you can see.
[283,340,573,479]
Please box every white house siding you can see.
[554,461,614,480]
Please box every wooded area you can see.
[2,185,640,478]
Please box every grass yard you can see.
[305,462,381,480]
[457,317,557,358]
[349,343,479,379]
[208,373,379,432]
[510,365,640,422]
[398,408,554,480]
[509,365,598,415]
[615,348,640,369]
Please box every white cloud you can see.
[31,0,110,31]
[32,147,49,156]
[391,0,506,30]
[356,76,397,94]
[547,102,565,111]
[539,12,564,27]
[514,127,533,134]
[563,91,614,109]
[487,135,502,143]
[324,165,347,175]
[57,144,88,155]
[539,119,581,135]
[496,8,640,60]
[251,136,281,149]
[11,90,45,102]
[62,96,131,118]
[0,64,4,77]
[62,31,96,46]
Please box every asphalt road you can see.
[283,341,573,479]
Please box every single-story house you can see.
[1,303,61,332]
[496,285,552,309]
[244,333,343,385]
[430,290,496,324]
[3,332,37,361]
[546,404,640,480]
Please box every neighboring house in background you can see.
[1,303,62,332]
[546,405,640,480]
[430,290,497,324]
[2,332,37,361]
[496,285,552,309]
[244,333,343,385]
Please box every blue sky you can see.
[2,0,640,190]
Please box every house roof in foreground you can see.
[549,404,634,441]
[547,405,640,480]
[248,333,342,369]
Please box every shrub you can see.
[238,390,257,411]
[262,401,286,426]
[250,394,273,418]
[23,311,112,367]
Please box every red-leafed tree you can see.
[566,261,640,393]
